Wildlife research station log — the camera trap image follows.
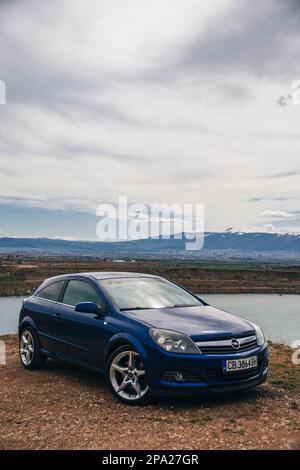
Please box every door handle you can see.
[54,312,61,320]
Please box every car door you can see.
[31,280,67,354]
[51,278,110,370]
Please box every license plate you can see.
[223,355,258,373]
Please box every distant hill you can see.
[0,232,299,262]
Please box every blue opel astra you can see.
[19,272,268,405]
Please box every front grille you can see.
[207,360,262,383]
[195,335,258,355]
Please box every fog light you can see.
[174,371,184,382]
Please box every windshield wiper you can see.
[171,304,198,308]
[120,304,198,311]
[119,306,155,311]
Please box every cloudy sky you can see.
[0,0,300,239]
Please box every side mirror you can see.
[75,302,105,316]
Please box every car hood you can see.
[123,305,255,340]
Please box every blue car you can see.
[19,272,268,405]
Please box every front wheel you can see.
[106,346,150,405]
[19,327,47,370]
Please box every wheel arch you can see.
[19,316,37,335]
[105,332,148,364]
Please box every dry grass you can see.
[1,257,300,296]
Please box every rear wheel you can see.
[19,327,47,370]
[106,345,150,405]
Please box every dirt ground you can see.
[0,338,299,450]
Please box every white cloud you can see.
[0,0,299,235]
[261,210,295,219]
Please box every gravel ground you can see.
[0,339,299,450]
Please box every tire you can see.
[19,326,47,370]
[106,345,150,405]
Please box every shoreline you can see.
[0,255,300,297]
[0,257,300,296]
[1,288,300,297]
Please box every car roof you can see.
[89,271,159,280]
[44,271,160,283]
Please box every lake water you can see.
[0,294,299,346]
[0,296,24,336]
[204,294,300,346]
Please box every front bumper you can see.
[144,343,269,395]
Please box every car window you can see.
[36,280,65,301]
[62,280,103,307]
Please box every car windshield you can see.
[99,277,202,310]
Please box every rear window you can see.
[35,280,65,301]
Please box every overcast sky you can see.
[0,0,300,238]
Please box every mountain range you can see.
[0,232,299,262]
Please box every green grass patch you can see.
[0,334,18,342]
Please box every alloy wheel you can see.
[109,350,148,402]
[20,330,35,366]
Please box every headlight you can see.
[149,328,201,354]
[253,323,265,346]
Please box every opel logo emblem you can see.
[231,339,240,350]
